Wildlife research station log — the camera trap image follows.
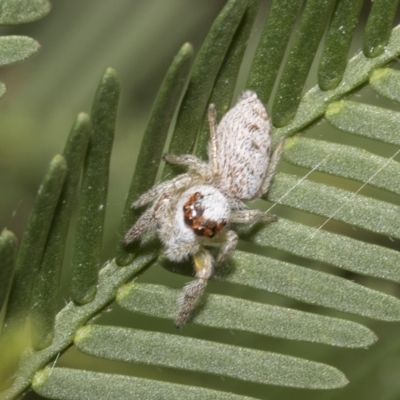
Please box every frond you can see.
[2,1,400,399]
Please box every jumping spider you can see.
[124,90,283,327]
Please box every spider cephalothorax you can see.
[183,188,228,238]
[124,90,283,327]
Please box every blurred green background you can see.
[2,1,400,399]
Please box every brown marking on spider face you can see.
[183,192,204,224]
[183,192,227,238]
[192,218,227,238]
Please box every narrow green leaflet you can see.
[116,43,193,266]
[217,251,400,321]
[268,173,400,238]
[196,0,261,159]
[0,36,40,67]
[272,0,336,127]
[247,0,303,104]
[363,0,400,57]
[75,325,348,389]
[318,0,363,90]
[0,0,50,24]
[72,68,120,305]
[163,0,248,178]
[248,219,400,283]
[0,230,17,312]
[118,283,376,348]
[2,155,67,332]
[31,113,91,350]
[325,100,400,145]
[33,368,254,400]
[283,137,400,196]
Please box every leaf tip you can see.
[181,42,194,55]
[50,154,67,169]
[1,228,18,244]
[103,67,120,85]
[76,111,90,125]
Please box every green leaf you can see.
[72,68,120,305]
[0,36,40,67]
[3,155,67,333]
[247,0,303,104]
[216,251,400,321]
[272,0,336,127]
[363,0,399,57]
[31,113,91,350]
[283,137,400,195]
[249,220,400,283]
[75,325,348,389]
[118,283,376,348]
[325,100,400,145]
[0,230,18,312]
[116,43,194,266]
[268,172,400,238]
[163,0,249,178]
[318,0,363,90]
[0,0,51,24]
[33,368,254,400]
[195,0,261,159]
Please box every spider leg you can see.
[207,104,220,173]
[123,206,156,245]
[260,139,285,196]
[174,248,213,327]
[132,173,194,209]
[230,209,278,224]
[215,229,238,266]
[162,154,210,176]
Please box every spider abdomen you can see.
[214,90,271,200]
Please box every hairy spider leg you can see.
[124,196,171,245]
[260,139,285,196]
[215,229,238,265]
[230,209,278,224]
[174,248,213,327]
[123,206,156,245]
[207,103,222,175]
[132,173,194,209]
[162,154,211,177]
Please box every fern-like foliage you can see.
[2,0,400,399]
[0,0,50,100]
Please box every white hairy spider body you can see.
[124,90,283,327]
